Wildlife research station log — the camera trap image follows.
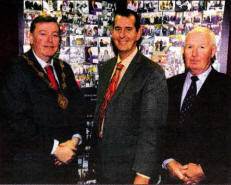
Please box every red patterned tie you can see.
[98,63,124,137]
[44,65,59,91]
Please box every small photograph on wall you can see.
[99,47,114,63]
[85,47,99,64]
[159,0,174,11]
[60,23,69,36]
[60,36,70,48]
[89,0,102,15]
[191,0,207,11]
[169,35,185,47]
[24,12,40,20]
[85,36,98,47]
[24,0,42,11]
[175,0,193,12]
[127,0,139,12]
[74,0,89,16]
[175,24,185,35]
[84,25,99,37]
[164,46,184,78]
[142,25,156,37]
[175,12,183,24]
[70,35,84,47]
[207,0,225,11]
[98,37,111,47]
[162,12,176,25]
[56,0,74,13]
[59,47,70,63]
[140,36,155,58]
[42,0,57,12]
[70,46,86,63]
[24,28,30,46]
[70,24,84,35]
[183,11,202,25]
[154,36,169,53]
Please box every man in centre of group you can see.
[94,9,168,184]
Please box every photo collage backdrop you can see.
[23,0,116,89]
[127,0,225,78]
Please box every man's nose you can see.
[119,29,126,38]
[47,35,54,42]
[192,48,199,57]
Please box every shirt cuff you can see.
[136,172,150,179]
[51,139,59,154]
[162,158,175,170]
[72,134,82,145]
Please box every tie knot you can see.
[45,65,53,73]
[116,63,124,71]
[191,76,198,82]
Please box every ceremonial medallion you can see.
[57,93,68,109]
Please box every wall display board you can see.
[127,0,225,78]
[23,0,116,183]
[23,0,116,88]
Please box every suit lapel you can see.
[192,68,216,108]
[110,52,143,102]
[173,74,186,113]
[26,50,46,75]
[53,59,62,90]
[100,58,117,100]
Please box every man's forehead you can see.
[114,14,136,25]
[186,32,210,43]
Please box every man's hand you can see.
[59,138,79,151]
[54,138,79,165]
[183,163,205,185]
[133,174,149,184]
[167,160,188,182]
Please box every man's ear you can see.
[29,32,34,45]
[136,26,142,41]
[181,46,184,56]
[211,45,217,58]
[110,28,113,36]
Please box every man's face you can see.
[183,31,217,75]
[29,22,60,62]
[111,14,141,59]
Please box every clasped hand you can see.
[167,161,205,185]
[54,138,79,166]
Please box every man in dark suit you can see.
[162,27,231,184]
[0,15,85,183]
[94,9,168,184]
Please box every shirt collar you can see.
[116,47,138,68]
[32,50,54,69]
[187,66,212,82]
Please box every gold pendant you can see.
[57,93,68,110]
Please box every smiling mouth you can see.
[44,46,55,48]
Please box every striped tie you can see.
[98,63,124,137]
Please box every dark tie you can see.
[44,65,59,91]
[179,76,199,124]
[98,63,124,137]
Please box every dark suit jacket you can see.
[0,50,85,183]
[94,51,168,183]
[162,68,231,184]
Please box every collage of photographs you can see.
[24,0,116,90]
[23,0,226,183]
[128,0,225,78]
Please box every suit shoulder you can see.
[100,57,115,68]
[139,53,165,75]
[167,73,185,86]
[213,70,231,86]
[3,55,29,75]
